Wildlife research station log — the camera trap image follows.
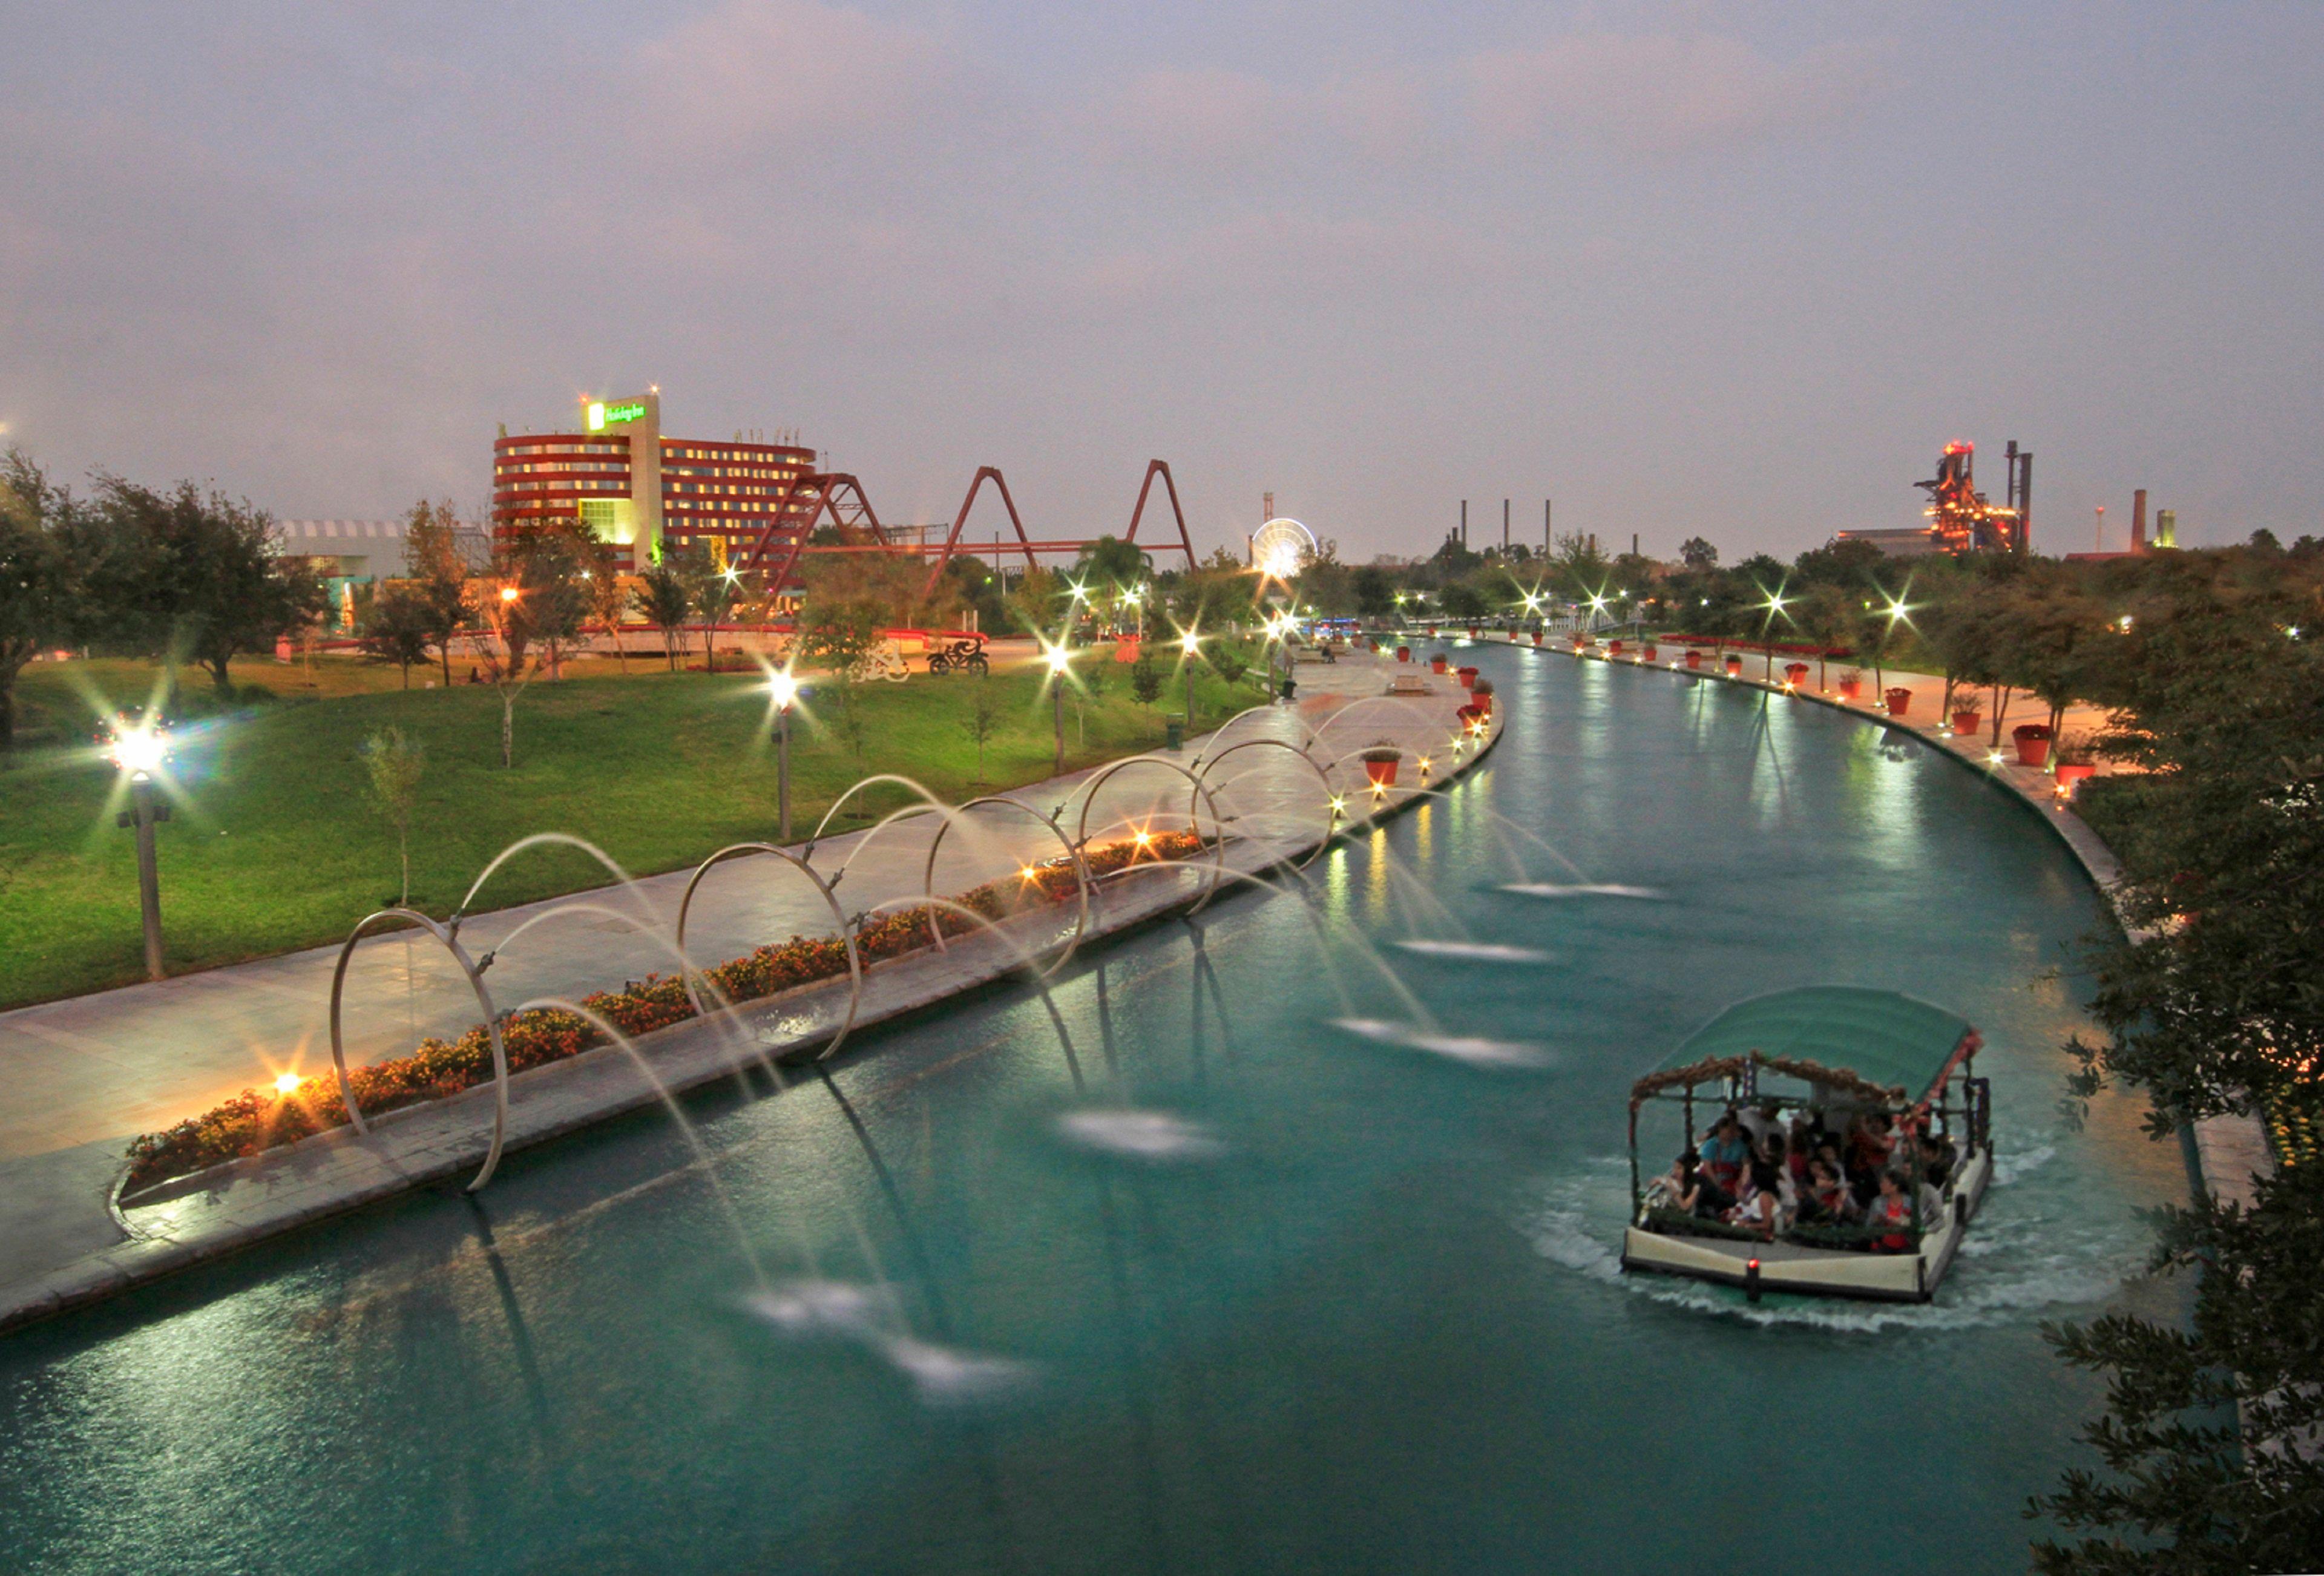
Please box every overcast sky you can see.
[2,1,2318,562]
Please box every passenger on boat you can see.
[1785,1115,1819,1186]
[1762,1134,1801,1213]
[1724,1161,1784,1239]
[1737,1098,1784,1152]
[1866,1171,1915,1252]
[1802,1158,1854,1224]
[1700,1115,1750,1196]
[1662,1149,1733,1216]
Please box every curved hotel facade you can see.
[491,392,819,571]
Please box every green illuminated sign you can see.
[585,399,649,431]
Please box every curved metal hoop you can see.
[800,773,950,864]
[453,832,646,924]
[919,795,1092,977]
[1193,737,1341,873]
[326,908,511,1192]
[1200,703,1316,758]
[1307,693,1452,744]
[1068,755,1229,913]
[675,842,865,1063]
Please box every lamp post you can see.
[109,722,171,981]
[1046,643,1072,774]
[767,668,798,841]
[1180,628,1200,729]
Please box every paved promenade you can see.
[0,649,1496,1330]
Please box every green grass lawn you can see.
[0,652,1264,1008]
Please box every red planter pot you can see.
[1642,644,1659,662]
[1836,678,1862,701]
[1457,666,1480,688]
[1396,645,1411,662]
[1608,640,1624,656]
[1469,690,1492,711]
[2014,725,2053,767]
[1362,757,1400,788]
[1468,627,1481,640]
[1685,651,1703,670]
[2055,762,2096,792]
[1783,663,1810,687]
[1883,688,1912,717]
[1531,632,1543,646]
[1952,709,1982,736]
[1431,656,1448,674]
[1722,655,1743,677]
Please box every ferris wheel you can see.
[1251,517,1317,579]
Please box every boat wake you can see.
[1498,882,1668,901]
[1392,939,1557,964]
[744,1281,1039,1404]
[1520,1158,2144,1334]
[1330,1017,1556,1070]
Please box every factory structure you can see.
[1836,440,2035,558]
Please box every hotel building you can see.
[491,392,821,571]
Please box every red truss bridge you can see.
[732,459,1199,594]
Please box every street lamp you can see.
[1045,642,1073,773]
[767,667,799,840]
[1179,628,1201,730]
[108,720,172,980]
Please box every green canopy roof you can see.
[1656,987,1977,1103]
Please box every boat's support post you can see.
[1745,1258,1763,1304]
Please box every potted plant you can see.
[1431,652,1449,674]
[1951,704,1983,737]
[1456,664,1480,689]
[1396,644,1411,662]
[1531,629,1544,646]
[1468,625,1482,640]
[1359,741,1402,788]
[1468,675,1495,711]
[1783,662,1810,688]
[1608,639,1625,656]
[1641,642,1658,661]
[1684,649,1703,670]
[1722,653,1744,677]
[1836,668,1863,701]
[2053,735,2098,792]
[1883,686,1912,717]
[2012,721,2053,767]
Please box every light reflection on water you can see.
[0,646,2185,1575]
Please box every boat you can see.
[1620,986,1994,1304]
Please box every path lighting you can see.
[272,1072,303,1096]
[2116,614,2133,632]
[767,666,800,840]
[1044,642,1074,773]
[1178,628,1201,729]
[108,720,172,980]
[499,585,520,603]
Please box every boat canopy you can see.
[1631,987,1979,1113]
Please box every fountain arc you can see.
[916,795,1092,974]
[674,844,865,1063]
[857,893,1088,1091]
[1065,755,1229,912]
[1192,737,1341,873]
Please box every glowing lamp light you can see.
[1018,865,1039,882]
[767,668,799,711]
[1045,644,1073,677]
[1328,795,1346,817]
[1134,830,1152,847]
[272,1072,303,1096]
[108,724,168,779]
[499,585,520,603]
[1986,750,2004,765]
[1180,630,1201,656]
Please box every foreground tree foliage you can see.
[2029,1165,2324,1573]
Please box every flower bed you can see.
[123,830,1205,1195]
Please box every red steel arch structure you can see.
[728,459,1199,594]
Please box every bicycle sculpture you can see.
[925,635,990,677]
[864,640,911,683]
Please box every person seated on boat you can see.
[1699,1114,1750,1197]
[1786,1114,1820,1186]
[1762,1134,1802,1213]
[1846,1112,1895,1179]
[1660,1150,1732,1216]
[1800,1158,1854,1225]
[1724,1161,1784,1239]
[1737,1098,1784,1153]
[1866,1169,1916,1253]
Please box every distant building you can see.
[491,391,820,572]
[1828,527,1951,560]
[271,517,491,577]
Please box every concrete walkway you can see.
[0,648,1497,1331]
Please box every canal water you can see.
[0,646,2187,1574]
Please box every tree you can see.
[666,540,730,673]
[79,474,327,692]
[403,500,472,688]
[797,591,882,767]
[1794,583,1856,691]
[640,558,693,672]
[1130,652,1163,706]
[1678,536,1719,571]
[471,524,585,767]
[577,527,631,673]
[359,727,427,907]
[360,583,436,690]
[960,674,1002,783]
[0,450,84,746]
[1076,534,1151,589]
[1438,581,1488,620]
[1351,564,1396,619]
[2029,1165,2324,1573]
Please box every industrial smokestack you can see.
[1503,498,1509,552]
[2132,488,2148,554]
[1544,499,1552,556]
[1460,499,1468,547]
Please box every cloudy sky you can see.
[2,1,2318,562]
